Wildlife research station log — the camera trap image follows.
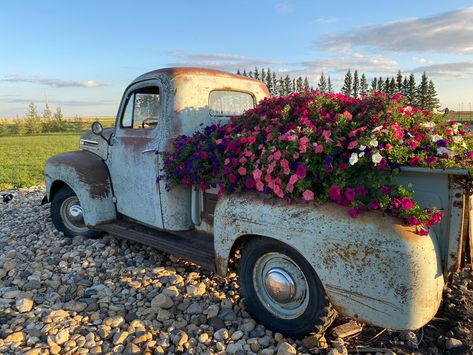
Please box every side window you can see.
[121,86,160,129]
[209,90,255,117]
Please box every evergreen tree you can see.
[383,78,390,94]
[303,77,310,91]
[353,70,360,98]
[272,72,278,95]
[370,78,377,94]
[265,69,272,94]
[406,74,417,105]
[416,72,429,109]
[427,80,440,111]
[42,102,53,132]
[396,70,403,93]
[292,78,296,93]
[377,77,383,92]
[53,107,66,131]
[277,78,284,96]
[242,69,247,77]
[341,69,352,96]
[25,102,42,134]
[261,68,266,84]
[296,76,303,92]
[248,70,253,78]
[236,69,241,75]
[254,67,259,80]
[317,72,327,92]
[284,75,292,96]
[402,77,409,97]
[360,73,368,96]
[327,76,333,93]
[388,77,396,96]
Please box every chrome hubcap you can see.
[253,252,309,319]
[60,196,87,233]
[264,268,296,303]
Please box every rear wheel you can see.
[238,237,336,338]
[51,186,101,238]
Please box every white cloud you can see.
[275,3,292,13]
[166,51,282,72]
[411,61,473,78]
[1,76,106,88]
[320,7,473,54]
[311,17,338,25]
[412,56,433,65]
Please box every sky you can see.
[1,0,473,118]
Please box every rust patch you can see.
[215,254,228,277]
[47,151,111,198]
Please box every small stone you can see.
[219,307,237,321]
[214,328,229,341]
[240,319,256,332]
[16,298,34,313]
[54,329,70,345]
[157,308,171,321]
[3,259,17,272]
[104,316,125,328]
[125,342,141,354]
[327,345,348,355]
[205,304,220,318]
[4,331,26,344]
[173,331,188,347]
[445,337,463,350]
[302,335,328,349]
[186,282,206,297]
[277,342,297,355]
[331,321,362,338]
[216,341,226,351]
[261,349,275,355]
[249,324,266,338]
[113,331,129,345]
[209,316,225,330]
[274,333,283,342]
[24,349,42,355]
[399,330,418,349]
[133,331,152,344]
[187,303,203,315]
[63,300,87,312]
[50,344,61,354]
[97,325,112,339]
[151,294,174,309]
[198,333,209,343]
[231,330,244,340]
[227,343,244,353]
[162,286,179,297]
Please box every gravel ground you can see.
[1,187,472,355]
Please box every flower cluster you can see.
[162,91,472,235]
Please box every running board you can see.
[94,220,216,272]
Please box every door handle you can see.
[141,148,157,154]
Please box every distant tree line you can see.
[237,67,312,96]
[336,69,440,111]
[0,102,66,136]
[237,67,441,112]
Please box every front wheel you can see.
[50,186,101,238]
[238,237,336,338]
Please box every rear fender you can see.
[45,151,116,226]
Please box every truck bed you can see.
[94,217,216,272]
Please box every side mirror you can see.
[91,121,103,135]
[91,121,112,146]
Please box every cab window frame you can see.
[208,90,255,117]
[120,85,161,129]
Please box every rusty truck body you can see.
[44,67,472,337]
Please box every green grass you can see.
[0,133,81,190]
[0,117,116,190]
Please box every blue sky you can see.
[1,0,473,117]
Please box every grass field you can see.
[0,117,115,190]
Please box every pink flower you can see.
[286,183,294,193]
[252,168,262,180]
[273,150,282,160]
[299,136,310,145]
[238,167,247,176]
[406,216,420,225]
[409,156,422,166]
[322,130,332,142]
[245,178,255,189]
[315,144,324,154]
[401,197,414,210]
[368,200,379,210]
[289,174,299,185]
[273,185,284,198]
[344,188,355,201]
[355,185,368,196]
[280,159,289,169]
[255,180,264,191]
[228,174,237,183]
[347,140,358,150]
[417,228,429,236]
[296,164,307,178]
[348,208,358,218]
[343,110,352,120]
[303,189,314,201]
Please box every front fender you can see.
[45,151,116,226]
[214,193,444,331]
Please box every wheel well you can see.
[49,181,72,201]
[225,234,279,272]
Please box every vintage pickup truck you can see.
[44,67,472,338]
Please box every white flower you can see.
[451,123,461,134]
[372,152,383,165]
[437,147,454,156]
[433,107,438,114]
[369,138,378,147]
[359,145,366,151]
[372,125,384,133]
[349,153,359,165]
[453,135,464,144]
[421,122,436,129]
[431,134,443,143]
[359,151,365,157]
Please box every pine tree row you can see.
[337,69,440,111]
[237,67,311,96]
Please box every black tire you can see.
[50,186,101,238]
[238,237,336,338]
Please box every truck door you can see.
[107,83,164,228]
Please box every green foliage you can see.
[25,102,42,134]
[317,72,327,93]
[341,69,352,96]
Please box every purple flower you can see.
[324,156,333,165]
[436,139,447,147]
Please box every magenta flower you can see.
[355,185,368,196]
[296,164,307,178]
[252,168,262,180]
[238,167,247,176]
[245,178,255,189]
[368,200,380,210]
[344,188,355,201]
[328,185,341,201]
[228,174,237,183]
[401,197,414,210]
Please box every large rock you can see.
[16,298,34,313]
[151,294,173,309]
